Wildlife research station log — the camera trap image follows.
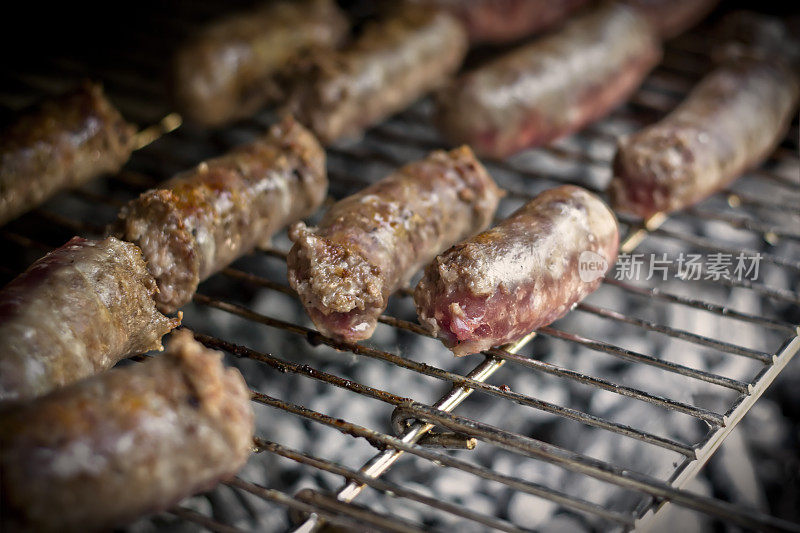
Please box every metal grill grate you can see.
[1,5,799,532]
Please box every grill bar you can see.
[685,208,800,241]
[251,392,634,527]
[537,327,751,392]
[169,507,246,533]
[227,478,427,533]
[602,278,797,334]
[643,226,800,273]
[481,346,724,425]
[253,439,526,533]
[574,303,773,362]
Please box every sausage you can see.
[610,57,799,219]
[0,329,254,532]
[282,5,468,144]
[171,0,348,127]
[414,185,619,357]
[435,3,662,159]
[287,146,503,342]
[0,236,179,402]
[405,0,590,44]
[0,82,135,226]
[622,0,718,39]
[113,116,327,313]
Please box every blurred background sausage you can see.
[0,82,135,226]
[171,0,349,127]
[282,4,468,144]
[435,3,662,159]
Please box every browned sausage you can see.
[282,4,468,144]
[610,57,799,219]
[0,82,135,226]
[287,146,503,342]
[435,3,662,159]
[114,116,327,313]
[172,0,348,127]
[0,329,254,532]
[415,185,619,356]
[0,236,179,402]
[406,0,590,44]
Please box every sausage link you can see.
[0,329,253,532]
[610,57,799,219]
[283,5,468,144]
[172,0,348,127]
[415,185,619,357]
[0,82,135,226]
[114,116,327,313]
[0,236,179,402]
[287,146,502,342]
[435,3,661,159]
[406,0,590,44]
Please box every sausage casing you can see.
[0,329,254,532]
[172,0,348,127]
[0,236,179,402]
[0,82,135,226]
[287,146,503,342]
[415,185,619,357]
[283,5,468,144]
[114,116,327,313]
[610,57,799,219]
[406,0,590,44]
[435,3,661,159]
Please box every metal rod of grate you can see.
[1,18,799,533]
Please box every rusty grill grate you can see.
[1,4,799,532]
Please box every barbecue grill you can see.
[1,2,798,531]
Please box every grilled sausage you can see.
[622,0,718,39]
[172,0,348,127]
[406,0,590,44]
[435,3,662,159]
[282,5,468,144]
[0,82,135,226]
[0,236,179,402]
[415,185,619,357]
[0,329,254,532]
[610,57,799,219]
[114,116,327,313]
[287,146,503,342]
